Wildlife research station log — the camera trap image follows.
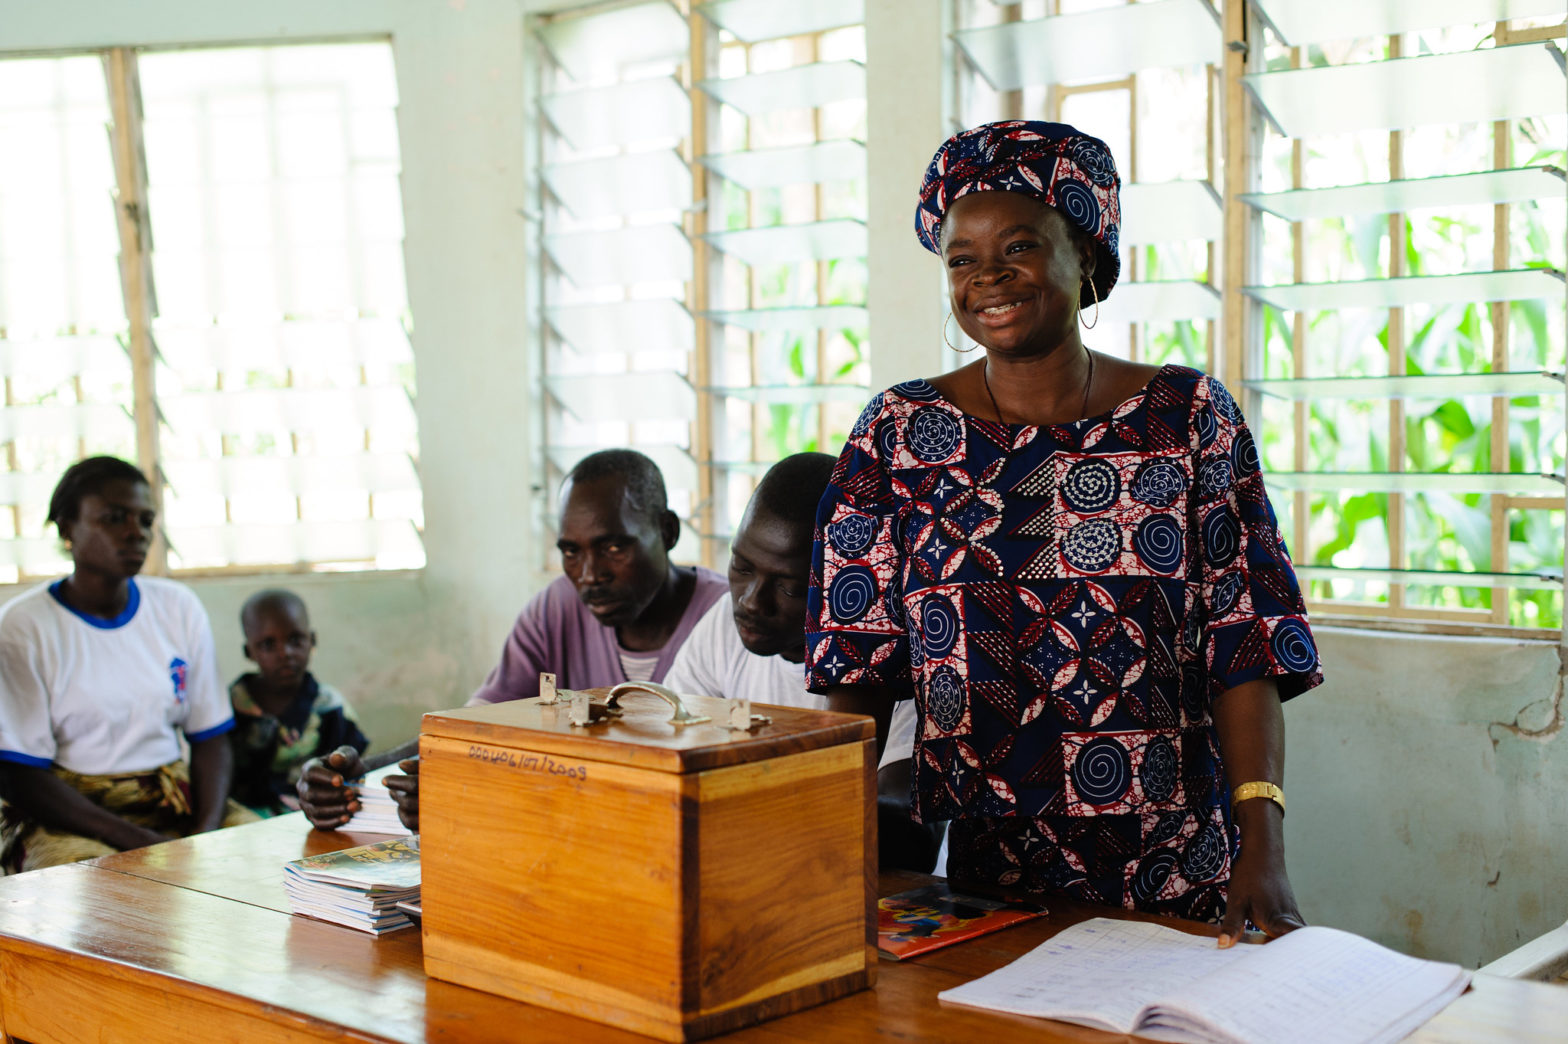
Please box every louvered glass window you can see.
[0,43,421,579]
[1241,3,1566,630]
[0,56,136,582]
[952,1,1565,633]
[138,44,423,571]
[955,0,1224,370]
[534,0,871,558]
[536,1,701,555]
[698,0,871,536]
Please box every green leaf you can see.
[787,338,806,379]
[1313,491,1386,563]
[1428,400,1475,441]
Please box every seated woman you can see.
[808,122,1323,946]
[0,457,254,874]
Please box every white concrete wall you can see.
[1286,627,1566,968]
[179,572,461,753]
[865,0,949,391]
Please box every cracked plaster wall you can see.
[1286,625,1567,968]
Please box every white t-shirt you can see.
[0,577,234,775]
[664,595,916,763]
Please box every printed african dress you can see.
[806,365,1323,921]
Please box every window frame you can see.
[0,38,425,582]
[531,0,872,570]
[1230,8,1567,641]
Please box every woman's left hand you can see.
[1218,812,1304,946]
[1209,679,1304,947]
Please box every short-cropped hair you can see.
[564,448,669,521]
[47,456,150,531]
[752,452,836,529]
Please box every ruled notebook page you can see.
[937,918,1249,1034]
[1148,924,1470,1044]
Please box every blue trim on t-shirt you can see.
[48,577,141,629]
[185,717,236,744]
[0,750,53,768]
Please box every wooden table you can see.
[0,815,1562,1043]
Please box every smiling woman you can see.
[808,122,1325,946]
[0,456,256,874]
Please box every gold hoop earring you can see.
[1081,279,1100,330]
[944,310,980,353]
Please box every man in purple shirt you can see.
[296,449,725,831]
[472,449,726,699]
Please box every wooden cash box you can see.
[418,677,877,1041]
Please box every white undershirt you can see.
[618,647,661,683]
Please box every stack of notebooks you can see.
[341,776,413,836]
[283,836,421,936]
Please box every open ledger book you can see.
[938,917,1469,1044]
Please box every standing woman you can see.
[0,457,253,874]
[808,122,1323,943]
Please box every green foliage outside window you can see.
[1257,124,1565,629]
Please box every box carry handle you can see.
[605,681,712,726]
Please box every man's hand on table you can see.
[296,746,367,830]
[383,757,419,833]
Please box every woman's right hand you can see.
[295,746,367,830]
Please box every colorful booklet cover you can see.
[878,884,1045,960]
[284,836,421,891]
[283,837,421,935]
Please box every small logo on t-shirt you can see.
[169,657,189,703]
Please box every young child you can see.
[228,589,368,815]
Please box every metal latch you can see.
[539,673,623,726]
[726,697,771,731]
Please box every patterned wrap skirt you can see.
[0,760,256,875]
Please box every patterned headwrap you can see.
[916,120,1122,307]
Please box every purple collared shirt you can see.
[467,568,727,704]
